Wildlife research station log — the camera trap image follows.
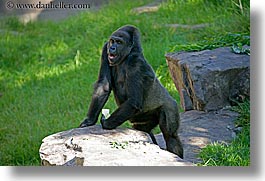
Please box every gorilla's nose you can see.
[110,46,116,53]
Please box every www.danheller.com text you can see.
[5,1,91,10]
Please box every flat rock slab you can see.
[131,0,163,14]
[166,47,250,111]
[39,125,193,166]
[155,109,239,163]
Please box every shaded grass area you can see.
[0,0,249,165]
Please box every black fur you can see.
[79,25,183,158]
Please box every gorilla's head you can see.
[107,25,142,66]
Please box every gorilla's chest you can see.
[111,66,128,105]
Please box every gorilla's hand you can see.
[100,114,107,129]
[79,118,96,128]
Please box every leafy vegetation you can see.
[0,0,250,165]
[109,141,129,149]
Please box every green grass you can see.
[198,101,250,166]
[0,0,250,165]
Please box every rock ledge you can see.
[39,125,193,166]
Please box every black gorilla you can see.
[79,25,183,158]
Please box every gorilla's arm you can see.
[79,43,112,127]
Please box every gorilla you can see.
[79,25,183,158]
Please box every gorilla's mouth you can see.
[108,53,117,60]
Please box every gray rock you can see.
[39,125,193,166]
[131,0,162,14]
[155,109,238,163]
[179,109,238,163]
[164,23,209,29]
[166,47,250,111]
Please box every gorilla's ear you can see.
[118,25,142,53]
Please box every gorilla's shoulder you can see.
[127,53,145,65]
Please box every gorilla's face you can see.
[107,31,132,66]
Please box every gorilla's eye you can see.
[116,40,122,44]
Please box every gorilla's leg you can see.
[148,132,158,145]
[159,107,183,159]
[132,119,159,145]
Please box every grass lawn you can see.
[0,0,250,165]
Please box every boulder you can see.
[166,47,250,111]
[39,125,193,166]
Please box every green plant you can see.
[109,141,129,149]
[170,33,250,52]
[232,100,250,127]
[231,43,250,55]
